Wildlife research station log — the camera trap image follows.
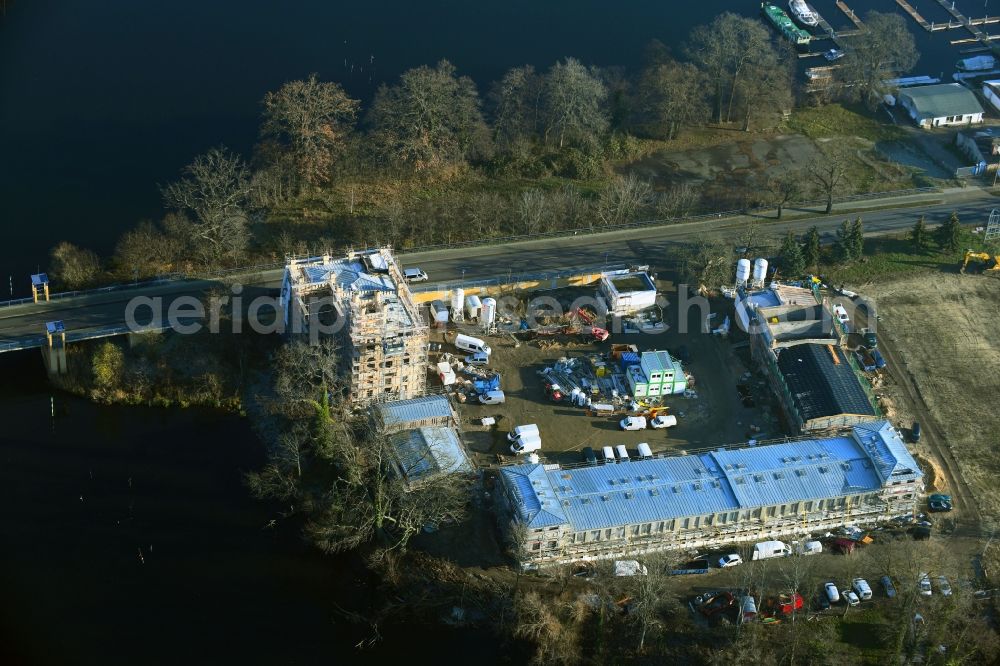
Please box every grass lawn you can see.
[822,232,975,285]
[788,104,908,143]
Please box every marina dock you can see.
[836,1,864,30]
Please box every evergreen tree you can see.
[779,231,806,277]
[836,219,855,262]
[910,215,928,252]
[804,226,821,272]
[850,216,865,259]
[935,211,962,252]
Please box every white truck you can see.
[510,432,541,454]
[751,540,792,561]
[507,424,539,442]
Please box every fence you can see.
[0,185,940,309]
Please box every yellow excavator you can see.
[960,250,1000,275]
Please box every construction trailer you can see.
[281,248,429,406]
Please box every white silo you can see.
[451,288,465,322]
[481,297,497,330]
[752,258,768,286]
[735,258,751,286]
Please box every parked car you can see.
[698,591,736,618]
[936,576,953,597]
[581,447,597,465]
[912,421,921,442]
[815,594,831,611]
[929,493,952,503]
[615,444,630,462]
[649,414,677,429]
[619,416,647,431]
[863,329,878,349]
[871,349,886,369]
[852,578,873,601]
[739,595,758,623]
[478,390,506,405]
[912,526,932,540]
[929,498,953,512]
[464,352,490,366]
[825,582,841,604]
[881,575,898,599]
[844,590,860,606]
[718,553,743,568]
[918,573,933,596]
[403,267,428,282]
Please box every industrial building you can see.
[280,248,428,406]
[897,83,984,129]
[625,350,687,398]
[372,396,471,489]
[497,421,921,567]
[599,268,657,315]
[736,284,878,434]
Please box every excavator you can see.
[960,250,1000,275]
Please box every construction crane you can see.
[960,250,1000,275]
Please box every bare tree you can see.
[655,183,701,219]
[368,60,491,170]
[517,189,550,235]
[161,147,256,267]
[808,155,849,214]
[261,74,360,188]
[637,60,709,139]
[766,170,804,219]
[837,12,918,109]
[597,174,652,227]
[541,58,609,150]
[49,241,101,288]
[489,65,543,149]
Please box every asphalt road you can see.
[1,188,995,350]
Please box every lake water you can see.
[0,0,971,294]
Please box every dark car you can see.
[911,526,932,540]
[928,499,953,513]
[881,575,897,599]
[929,493,952,503]
[864,331,878,349]
[699,592,736,617]
[815,593,831,611]
[912,421,921,442]
[581,446,597,465]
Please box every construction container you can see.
[620,351,640,369]
[481,297,497,330]
[429,300,449,326]
[464,294,482,320]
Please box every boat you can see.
[788,0,819,27]
[763,4,811,46]
[824,49,845,62]
[957,55,996,72]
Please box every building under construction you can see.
[280,248,428,406]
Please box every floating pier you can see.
[836,1,865,30]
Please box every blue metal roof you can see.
[851,420,922,484]
[390,426,472,484]
[500,421,920,533]
[501,465,570,529]
[376,395,453,427]
[712,436,880,509]
[302,260,395,293]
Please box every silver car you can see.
[935,576,952,596]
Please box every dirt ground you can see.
[433,284,783,468]
[863,273,1000,529]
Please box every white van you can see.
[796,540,823,556]
[637,442,653,459]
[615,444,630,461]
[602,446,615,463]
[751,540,792,561]
[478,390,505,405]
[507,424,539,442]
[619,416,647,431]
[510,432,541,454]
[852,578,873,601]
[455,333,491,356]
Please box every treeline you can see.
[48,10,918,288]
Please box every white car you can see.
[918,573,933,596]
[935,576,952,596]
[403,267,428,283]
[718,553,743,568]
[465,352,490,366]
[844,590,860,606]
[649,414,677,429]
[825,582,840,604]
[619,416,647,431]
[852,577,873,601]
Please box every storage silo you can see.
[736,258,752,285]
[481,297,497,330]
[451,288,465,322]
[753,258,768,285]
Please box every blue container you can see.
[620,352,640,370]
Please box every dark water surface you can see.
[0,0,967,293]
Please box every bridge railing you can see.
[0,186,939,308]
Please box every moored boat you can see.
[763,4,811,46]
[957,55,996,72]
[788,0,819,27]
